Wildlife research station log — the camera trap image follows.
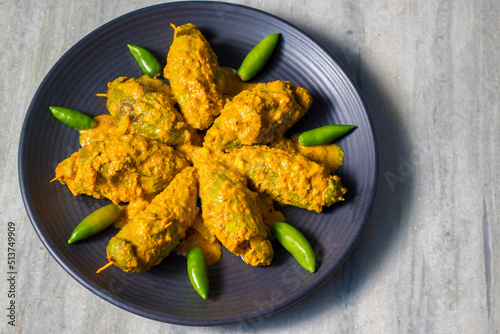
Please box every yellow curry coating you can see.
[255,192,286,235]
[203,80,312,150]
[115,197,150,228]
[164,23,226,130]
[106,75,197,146]
[197,160,273,266]
[218,66,258,97]
[272,133,345,173]
[105,167,199,272]
[79,114,128,147]
[223,145,347,213]
[174,214,222,266]
[54,134,189,204]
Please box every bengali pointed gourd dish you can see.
[53,23,347,274]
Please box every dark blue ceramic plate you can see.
[19,2,377,326]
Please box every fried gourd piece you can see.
[164,23,226,130]
[105,167,199,272]
[54,134,189,204]
[197,160,273,266]
[106,75,197,145]
[204,80,312,150]
[223,145,346,213]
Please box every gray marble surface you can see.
[1,0,498,333]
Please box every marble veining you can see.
[1,0,498,333]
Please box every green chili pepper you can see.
[49,106,96,130]
[127,44,161,77]
[68,204,120,244]
[187,247,209,299]
[271,221,316,273]
[237,32,280,81]
[298,124,355,146]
